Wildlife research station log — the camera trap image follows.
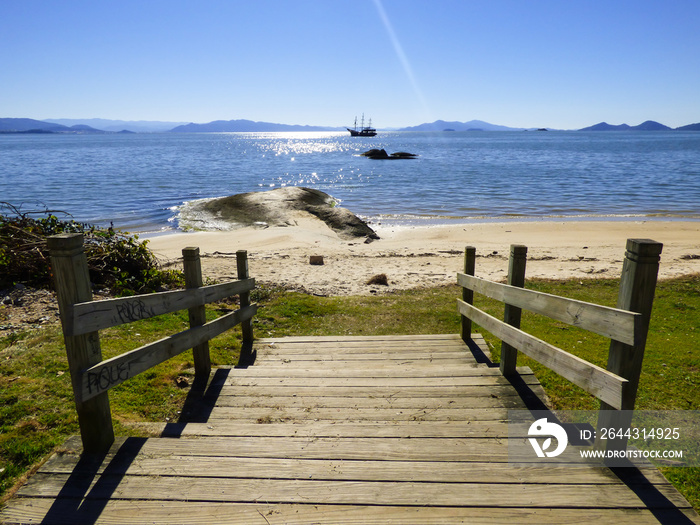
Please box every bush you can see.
[0,203,183,295]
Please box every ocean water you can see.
[1,131,699,232]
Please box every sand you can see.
[145,219,700,296]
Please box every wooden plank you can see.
[212,394,527,410]
[79,304,257,402]
[458,299,628,409]
[69,278,255,335]
[17,473,693,509]
[4,500,697,525]
[226,363,504,378]
[224,372,542,388]
[257,334,465,343]
[458,272,640,346]
[214,384,524,399]
[40,450,665,485]
[251,357,477,368]
[147,421,523,439]
[206,406,514,422]
[257,337,468,346]
[255,351,474,362]
[257,342,472,354]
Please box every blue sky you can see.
[2,0,699,129]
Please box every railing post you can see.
[183,247,211,384]
[237,250,254,363]
[48,233,114,453]
[598,239,663,454]
[460,246,476,342]
[500,244,528,377]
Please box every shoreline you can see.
[145,219,700,296]
[143,213,700,238]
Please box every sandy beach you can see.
[146,219,700,296]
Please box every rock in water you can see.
[196,187,379,240]
[360,149,418,159]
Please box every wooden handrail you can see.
[68,279,256,336]
[457,273,641,346]
[457,239,662,453]
[48,233,257,453]
[80,304,258,402]
[457,299,628,409]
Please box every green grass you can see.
[1,275,698,509]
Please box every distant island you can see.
[397,120,527,132]
[578,120,673,131]
[169,119,342,133]
[1,117,699,134]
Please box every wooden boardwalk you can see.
[2,334,698,524]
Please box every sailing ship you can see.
[347,114,377,137]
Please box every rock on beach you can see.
[194,186,379,240]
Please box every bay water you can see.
[1,131,699,233]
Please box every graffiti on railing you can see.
[116,298,156,323]
[86,361,133,395]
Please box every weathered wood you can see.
[41,452,656,484]
[183,246,211,381]
[226,363,499,377]
[258,339,470,352]
[69,278,255,335]
[500,244,527,376]
[206,405,515,422]
[254,352,479,367]
[17,472,692,508]
[237,250,254,354]
[216,384,529,399]
[212,394,526,410]
[260,333,464,343]
[457,273,640,345]
[225,370,542,388]
[460,246,476,341]
[47,233,114,453]
[599,239,663,453]
[2,334,696,525]
[80,304,258,401]
[4,500,696,525]
[458,299,627,409]
[155,421,523,439]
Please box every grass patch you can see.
[0,276,698,510]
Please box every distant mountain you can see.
[398,120,525,132]
[170,119,343,133]
[579,120,672,131]
[676,122,700,131]
[633,120,672,131]
[0,118,69,132]
[0,118,106,133]
[580,122,631,131]
[44,118,189,133]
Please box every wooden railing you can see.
[457,239,663,452]
[48,233,258,454]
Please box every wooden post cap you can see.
[47,233,85,255]
[625,239,663,263]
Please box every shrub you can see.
[0,202,183,295]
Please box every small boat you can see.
[347,114,377,137]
